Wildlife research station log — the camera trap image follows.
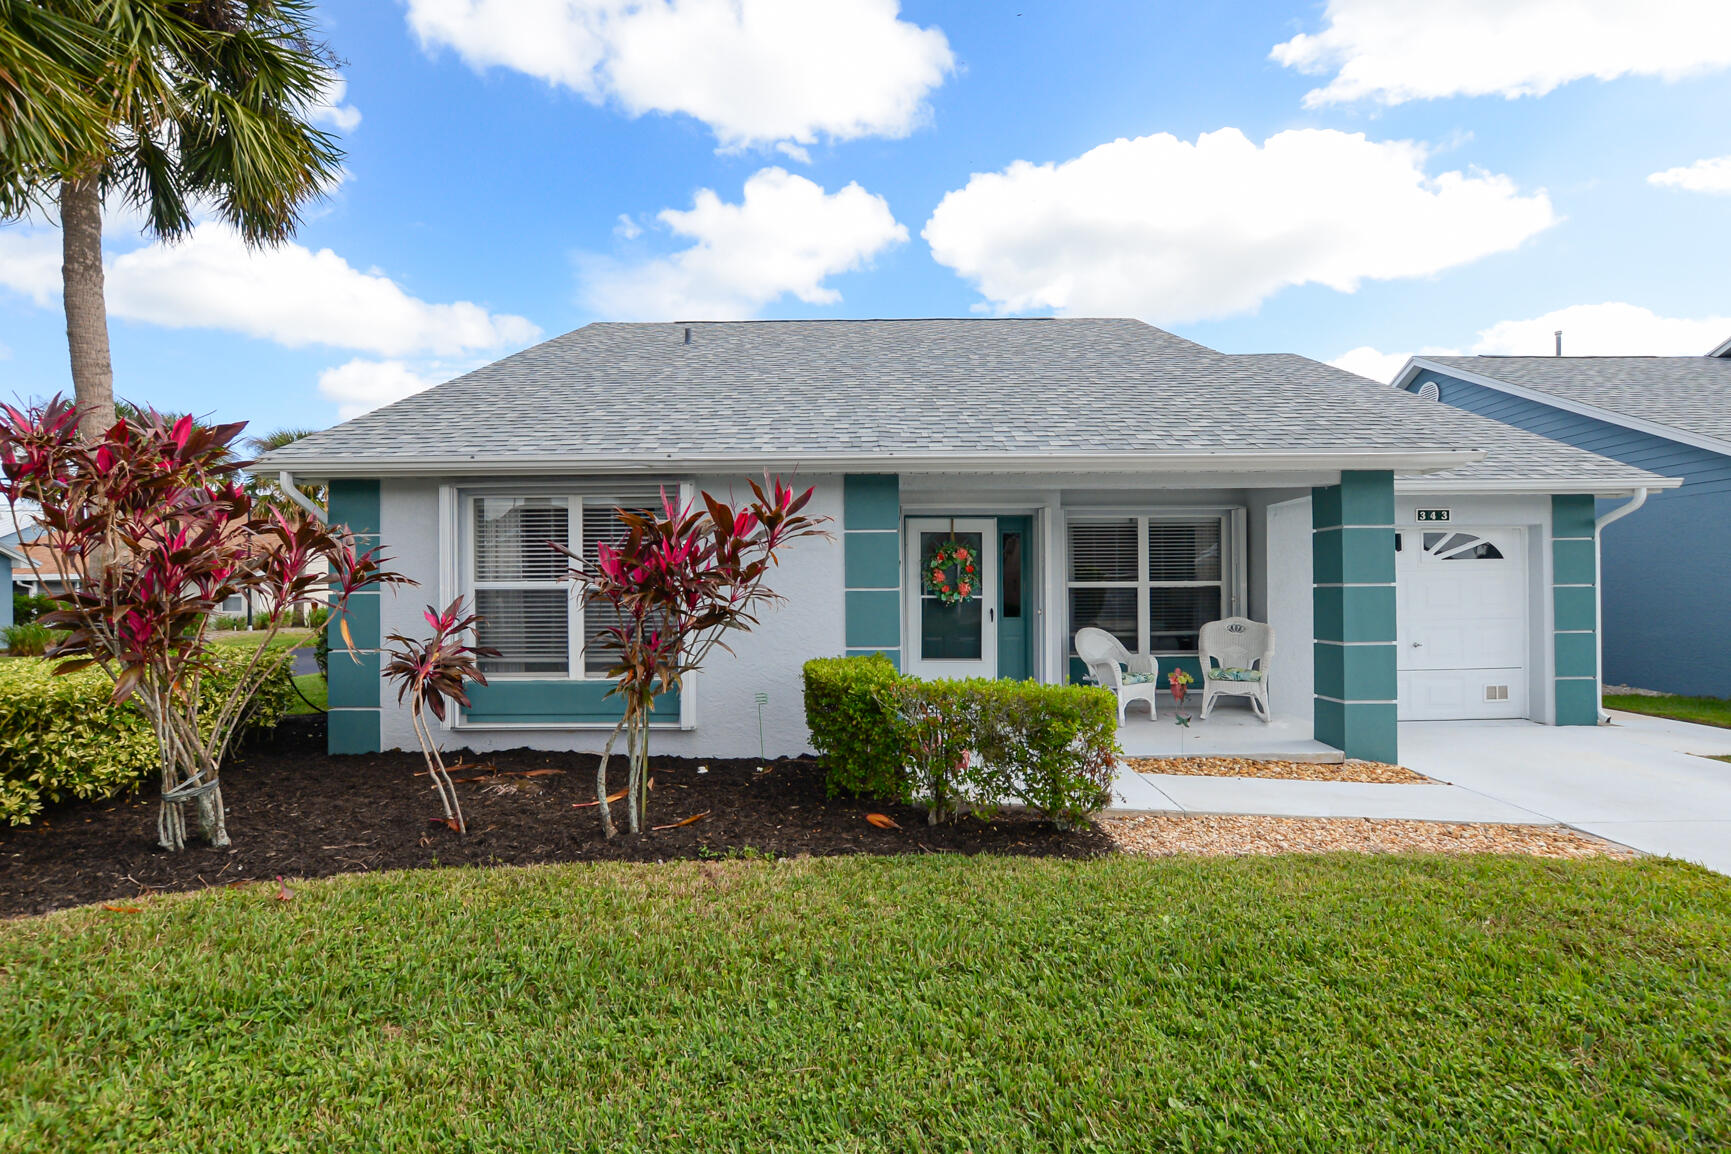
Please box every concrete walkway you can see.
[1110,711,1731,876]
[1399,712,1731,877]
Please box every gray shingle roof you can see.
[261,319,1669,488]
[1422,355,1731,445]
[1249,355,1672,486]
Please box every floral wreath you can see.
[923,539,979,605]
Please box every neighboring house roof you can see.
[1244,355,1674,490]
[262,319,1671,493]
[0,542,23,566]
[1407,354,1731,455]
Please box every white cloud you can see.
[1272,0,1731,107]
[403,0,953,150]
[581,167,906,319]
[923,127,1556,325]
[104,223,539,356]
[317,358,458,419]
[1648,155,1731,195]
[613,213,642,240]
[1473,302,1731,356]
[1329,346,1429,384]
[0,228,62,306]
[0,220,538,358]
[309,76,362,132]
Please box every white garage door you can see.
[1397,527,1528,720]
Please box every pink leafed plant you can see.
[558,477,828,837]
[0,398,409,851]
[381,598,498,833]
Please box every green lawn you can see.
[209,627,314,650]
[1605,693,1731,730]
[288,671,327,715]
[2,856,1728,1151]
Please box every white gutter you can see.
[277,471,326,523]
[1592,486,1651,724]
[1595,486,1649,530]
[258,447,1486,480]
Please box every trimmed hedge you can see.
[803,655,1119,828]
[0,650,297,826]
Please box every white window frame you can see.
[1065,510,1242,660]
[444,481,693,684]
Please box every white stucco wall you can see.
[376,474,846,758]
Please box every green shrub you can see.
[313,613,331,677]
[802,655,1120,827]
[11,592,55,625]
[0,648,297,826]
[2,622,56,656]
[803,654,910,801]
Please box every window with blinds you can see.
[465,490,665,679]
[1068,515,1229,657]
[472,497,572,674]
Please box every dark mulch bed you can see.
[1,715,1110,917]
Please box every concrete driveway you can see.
[1399,711,1731,876]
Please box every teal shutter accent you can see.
[843,476,900,669]
[327,479,382,754]
[1552,494,1598,725]
[1312,471,1398,763]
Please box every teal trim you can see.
[996,516,1033,681]
[328,479,381,536]
[1554,632,1598,678]
[1311,484,1343,530]
[1314,642,1397,702]
[1553,586,1597,633]
[843,475,900,531]
[1551,493,1597,540]
[327,650,381,709]
[1313,527,1396,584]
[464,679,678,725]
[844,590,901,649]
[1313,585,1397,644]
[1551,538,1597,586]
[1555,678,1600,726]
[1339,470,1397,525]
[846,648,901,671]
[327,709,381,755]
[330,591,380,655]
[1315,700,1398,764]
[843,531,899,589]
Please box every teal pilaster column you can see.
[326,478,382,754]
[1552,494,1599,725]
[1312,471,1398,763]
[842,476,901,669]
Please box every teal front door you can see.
[996,517,1033,681]
[904,518,998,680]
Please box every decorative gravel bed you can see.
[1102,814,1631,859]
[1124,756,1434,784]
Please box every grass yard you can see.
[209,627,314,650]
[287,671,327,715]
[2,855,1727,1151]
[1606,693,1731,730]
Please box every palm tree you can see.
[0,1,345,442]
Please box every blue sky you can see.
[2,0,1729,435]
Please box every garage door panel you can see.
[1397,528,1529,721]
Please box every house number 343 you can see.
[1415,509,1451,522]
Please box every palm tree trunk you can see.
[60,177,116,442]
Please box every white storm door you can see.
[1397,527,1528,720]
[904,518,998,680]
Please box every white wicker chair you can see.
[1074,627,1159,723]
[1199,618,1274,722]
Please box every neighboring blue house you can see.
[1395,345,1731,698]
[0,541,22,633]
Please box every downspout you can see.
[277,471,326,523]
[1592,488,1649,723]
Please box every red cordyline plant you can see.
[382,598,497,834]
[0,398,407,851]
[558,478,828,838]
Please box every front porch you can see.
[1113,698,1340,761]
